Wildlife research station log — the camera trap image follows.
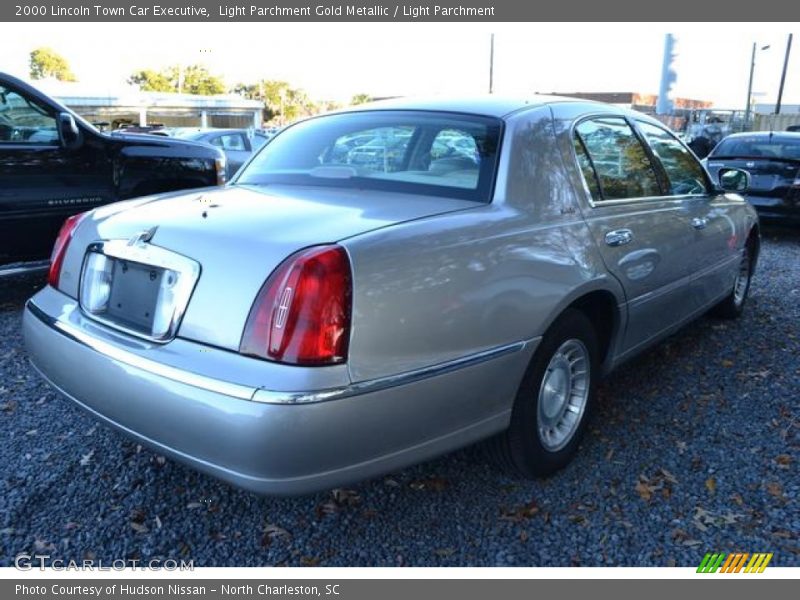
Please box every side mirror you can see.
[57,112,82,149]
[718,167,750,193]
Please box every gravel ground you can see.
[1,230,798,568]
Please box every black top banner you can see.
[3,0,800,21]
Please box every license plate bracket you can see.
[105,259,163,333]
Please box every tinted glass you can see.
[638,121,707,195]
[573,136,602,201]
[237,111,502,202]
[0,86,58,144]
[575,117,661,201]
[711,136,800,160]
[215,134,247,151]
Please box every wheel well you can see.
[746,223,761,267]
[567,291,618,367]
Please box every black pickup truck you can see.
[0,72,227,276]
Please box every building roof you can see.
[25,78,262,110]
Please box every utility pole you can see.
[776,33,793,114]
[489,33,494,94]
[744,42,756,130]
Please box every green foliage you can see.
[233,79,318,124]
[29,47,77,81]
[127,69,173,92]
[127,64,226,95]
[350,93,372,106]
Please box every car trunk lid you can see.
[74,184,478,351]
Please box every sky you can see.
[0,22,797,109]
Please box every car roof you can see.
[338,95,585,118]
[720,131,800,143]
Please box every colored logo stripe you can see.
[744,553,773,573]
[697,552,773,573]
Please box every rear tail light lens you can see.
[79,252,113,312]
[48,212,88,289]
[240,245,352,366]
[215,157,227,185]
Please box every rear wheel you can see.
[712,243,754,319]
[490,309,599,478]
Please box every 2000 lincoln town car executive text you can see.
[24,96,760,495]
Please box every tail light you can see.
[240,245,352,366]
[215,157,227,185]
[48,212,88,289]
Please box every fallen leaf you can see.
[409,477,448,492]
[775,454,792,467]
[660,468,679,484]
[300,556,320,567]
[80,450,94,466]
[331,488,361,506]
[262,523,290,545]
[34,539,56,552]
[705,477,716,494]
[721,359,734,368]
[766,482,784,498]
[130,522,149,534]
[500,501,539,522]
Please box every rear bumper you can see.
[23,287,533,495]
[746,193,800,222]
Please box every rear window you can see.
[236,110,502,202]
[711,137,800,160]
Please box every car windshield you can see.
[236,110,502,202]
[711,136,800,160]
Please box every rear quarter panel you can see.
[343,105,621,383]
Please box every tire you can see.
[711,242,754,319]
[489,309,600,478]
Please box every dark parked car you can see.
[705,131,800,223]
[0,72,227,276]
[168,128,271,177]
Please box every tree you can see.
[350,93,372,106]
[233,79,318,124]
[127,64,226,95]
[127,69,173,92]
[29,47,77,81]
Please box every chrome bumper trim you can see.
[251,340,530,405]
[27,299,530,405]
[27,299,256,402]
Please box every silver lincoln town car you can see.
[24,97,759,495]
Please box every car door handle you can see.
[691,217,708,230]
[605,229,634,247]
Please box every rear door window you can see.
[637,121,708,195]
[574,117,661,201]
